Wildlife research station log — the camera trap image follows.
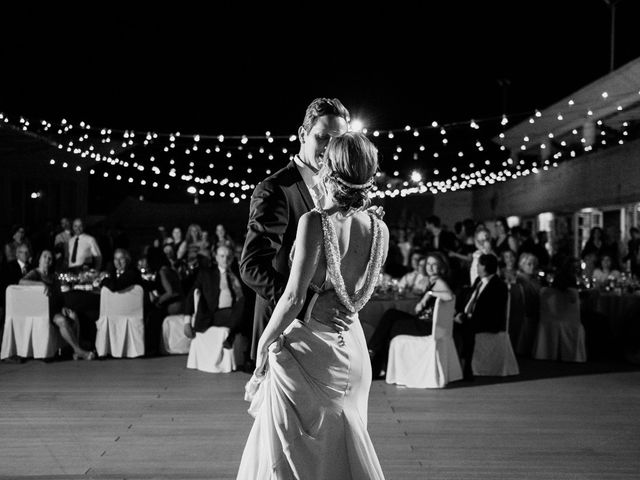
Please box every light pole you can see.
[603,0,624,72]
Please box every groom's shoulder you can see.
[255,161,299,191]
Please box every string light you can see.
[3,84,637,202]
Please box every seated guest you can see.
[492,217,518,256]
[152,226,170,249]
[397,251,429,295]
[515,227,536,258]
[516,253,542,305]
[178,244,203,294]
[580,251,598,281]
[581,226,606,259]
[68,218,102,272]
[593,253,621,287]
[512,252,542,355]
[397,229,413,268]
[1,243,32,355]
[4,225,31,264]
[101,248,141,292]
[168,226,184,250]
[20,249,95,360]
[368,252,454,378]
[163,243,180,270]
[144,247,184,355]
[470,227,495,286]
[531,231,551,268]
[3,243,32,286]
[425,215,457,254]
[624,227,640,277]
[200,230,212,259]
[499,249,518,285]
[3,225,31,264]
[184,245,245,350]
[215,223,236,252]
[455,254,508,380]
[177,223,204,260]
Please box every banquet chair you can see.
[186,289,246,373]
[161,314,191,354]
[95,285,145,358]
[385,297,463,388]
[506,282,526,351]
[472,289,520,376]
[533,287,586,362]
[1,285,59,360]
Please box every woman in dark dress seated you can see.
[144,246,184,355]
[368,252,454,378]
[20,249,95,360]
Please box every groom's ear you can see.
[298,126,306,144]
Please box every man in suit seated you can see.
[2,243,32,289]
[1,243,32,363]
[184,245,245,350]
[455,253,508,380]
[100,248,141,292]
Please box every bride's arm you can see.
[256,212,322,354]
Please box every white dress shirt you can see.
[293,155,327,209]
[68,233,102,268]
[17,259,28,276]
[218,267,234,309]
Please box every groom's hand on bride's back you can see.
[311,290,355,333]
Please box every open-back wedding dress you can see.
[237,209,386,480]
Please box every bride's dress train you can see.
[237,210,386,480]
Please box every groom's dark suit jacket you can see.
[240,160,315,358]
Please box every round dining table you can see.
[580,289,640,362]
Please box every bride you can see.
[236,131,389,479]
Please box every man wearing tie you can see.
[184,245,246,349]
[2,243,32,287]
[455,253,508,380]
[101,249,141,292]
[0,243,32,348]
[68,218,102,272]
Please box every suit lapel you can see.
[287,160,314,211]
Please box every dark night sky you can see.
[3,1,640,137]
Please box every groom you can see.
[240,97,353,360]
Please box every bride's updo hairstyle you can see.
[323,132,378,213]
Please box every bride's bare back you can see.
[306,209,389,296]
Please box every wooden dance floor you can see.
[1,356,639,479]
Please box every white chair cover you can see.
[95,285,145,358]
[472,289,520,376]
[385,297,463,388]
[1,286,59,359]
[161,315,191,354]
[186,289,246,373]
[533,287,586,362]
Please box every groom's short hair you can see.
[302,98,350,133]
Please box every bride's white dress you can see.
[236,209,386,480]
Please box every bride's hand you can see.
[254,345,269,377]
